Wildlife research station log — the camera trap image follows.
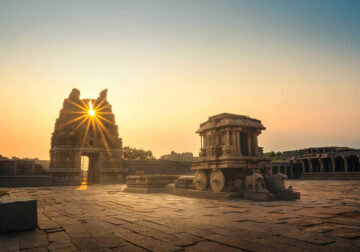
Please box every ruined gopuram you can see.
[192,113,272,193]
[49,89,125,185]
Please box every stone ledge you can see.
[0,198,37,234]
[124,187,168,193]
[243,192,275,201]
[171,188,243,199]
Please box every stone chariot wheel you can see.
[194,170,208,191]
[210,170,225,193]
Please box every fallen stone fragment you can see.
[0,198,37,234]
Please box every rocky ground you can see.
[1,180,360,252]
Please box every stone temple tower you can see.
[49,88,125,185]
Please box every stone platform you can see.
[171,188,243,200]
[125,174,178,193]
[0,180,360,251]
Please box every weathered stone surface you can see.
[0,198,37,234]
[19,230,48,250]
[0,180,359,251]
[243,192,275,201]
[0,233,19,252]
[172,188,243,199]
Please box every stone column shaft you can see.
[300,160,305,173]
[331,158,336,172]
[319,159,325,173]
[236,131,242,155]
[253,134,258,156]
[232,130,236,149]
[226,130,230,146]
[308,159,313,173]
[289,164,294,178]
[344,158,348,172]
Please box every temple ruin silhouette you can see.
[49,88,125,185]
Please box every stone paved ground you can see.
[1,180,360,252]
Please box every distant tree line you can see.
[159,151,194,162]
[122,146,155,160]
[264,151,283,160]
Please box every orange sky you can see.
[0,1,359,160]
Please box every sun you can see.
[88,101,95,116]
[60,96,116,157]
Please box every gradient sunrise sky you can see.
[0,0,359,160]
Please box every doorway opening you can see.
[81,155,89,184]
[81,153,101,184]
[240,132,249,156]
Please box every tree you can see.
[122,146,155,160]
[159,151,194,161]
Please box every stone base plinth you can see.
[301,172,360,180]
[0,198,37,234]
[243,192,276,201]
[124,187,168,193]
[125,174,178,194]
[275,191,300,200]
[171,188,242,199]
[171,189,300,201]
[243,191,300,201]
[174,176,194,189]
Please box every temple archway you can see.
[49,89,125,185]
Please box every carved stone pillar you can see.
[319,159,325,173]
[308,159,313,173]
[289,164,294,178]
[232,130,236,149]
[300,160,305,173]
[331,158,336,172]
[253,134,259,156]
[343,157,348,172]
[226,129,230,146]
[236,131,242,155]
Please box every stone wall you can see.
[123,160,194,176]
[0,176,53,187]
[0,159,193,187]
